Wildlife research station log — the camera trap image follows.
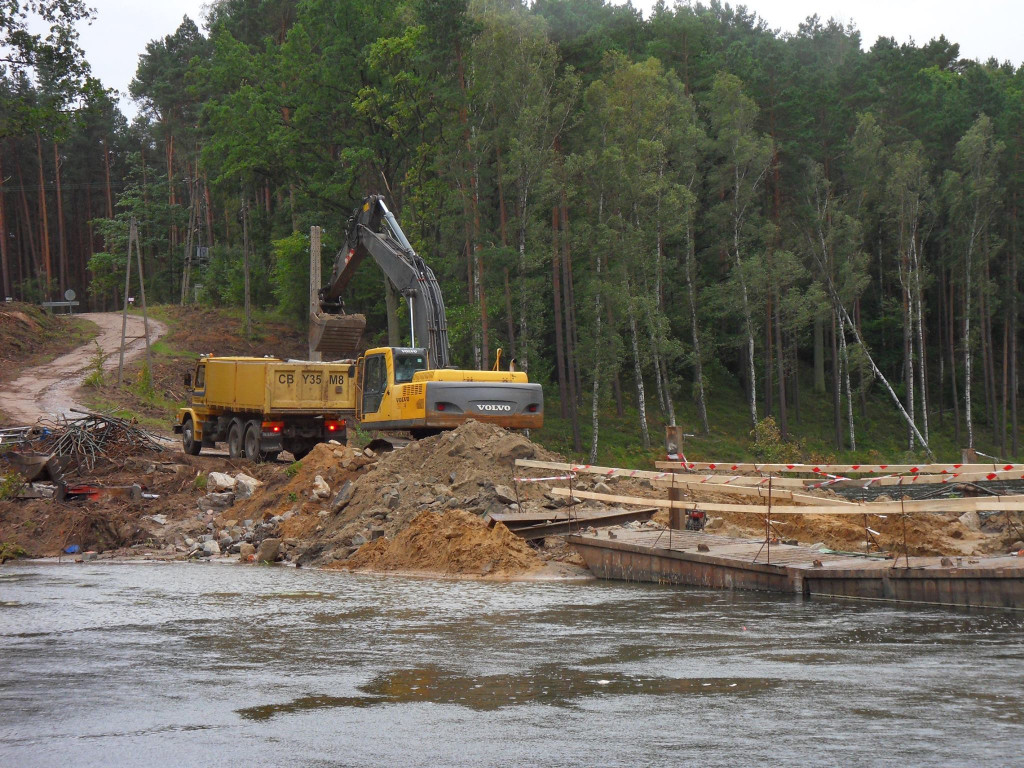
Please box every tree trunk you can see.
[517,188,529,373]
[965,217,977,450]
[242,201,252,339]
[1002,318,1009,456]
[791,331,801,423]
[764,290,773,418]
[0,150,9,299]
[774,287,787,439]
[813,314,825,393]
[35,132,52,289]
[560,202,581,451]
[503,268,516,361]
[52,142,67,293]
[839,317,856,452]
[832,311,842,449]
[628,295,650,450]
[684,221,708,433]
[948,270,961,444]
[15,158,40,277]
[1012,197,1019,456]
[103,138,114,218]
[562,201,582,404]
[589,250,603,463]
[551,205,568,418]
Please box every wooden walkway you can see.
[568,529,1024,611]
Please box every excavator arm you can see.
[312,195,451,368]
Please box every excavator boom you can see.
[312,195,450,368]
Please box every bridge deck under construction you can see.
[567,529,1024,611]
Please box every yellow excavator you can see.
[309,194,543,437]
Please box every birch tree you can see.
[947,115,1003,451]
[706,73,772,429]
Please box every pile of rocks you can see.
[188,470,284,562]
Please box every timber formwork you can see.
[568,529,1024,611]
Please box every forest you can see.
[2,0,1023,461]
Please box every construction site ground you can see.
[2,308,1022,580]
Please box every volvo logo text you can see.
[477,404,512,412]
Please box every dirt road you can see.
[0,312,167,425]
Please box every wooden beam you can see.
[648,478,855,505]
[516,458,1024,490]
[653,461,1024,475]
[548,487,1024,516]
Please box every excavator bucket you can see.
[310,311,367,359]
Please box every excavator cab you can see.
[356,347,428,426]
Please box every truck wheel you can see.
[181,417,201,456]
[244,421,263,461]
[227,419,244,458]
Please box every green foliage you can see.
[131,363,156,401]
[8,0,1024,464]
[0,472,24,500]
[193,473,208,491]
[0,541,28,561]
[750,417,801,463]
[285,462,302,479]
[288,492,298,503]
[83,341,107,388]
[271,232,312,323]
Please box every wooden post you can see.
[116,223,132,385]
[133,219,152,371]
[118,219,151,385]
[309,225,322,361]
[666,425,685,529]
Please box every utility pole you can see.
[309,225,322,361]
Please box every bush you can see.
[83,341,107,388]
[750,416,801,463]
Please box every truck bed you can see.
[202,357,357,414]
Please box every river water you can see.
[1,562,1022,767]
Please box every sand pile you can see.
[337,509,542,578]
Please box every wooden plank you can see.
[823,469,1024,487]
[516,458,1024,491]
[548,487,1024,515]
[517,458,827,489]
[653,460,1024,475]
[516,458,678,481]
[648,477,855,505]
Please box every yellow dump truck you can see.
[175,356,354,460]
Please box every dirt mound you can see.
[277,421,562,567]
[338,509,542,578]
